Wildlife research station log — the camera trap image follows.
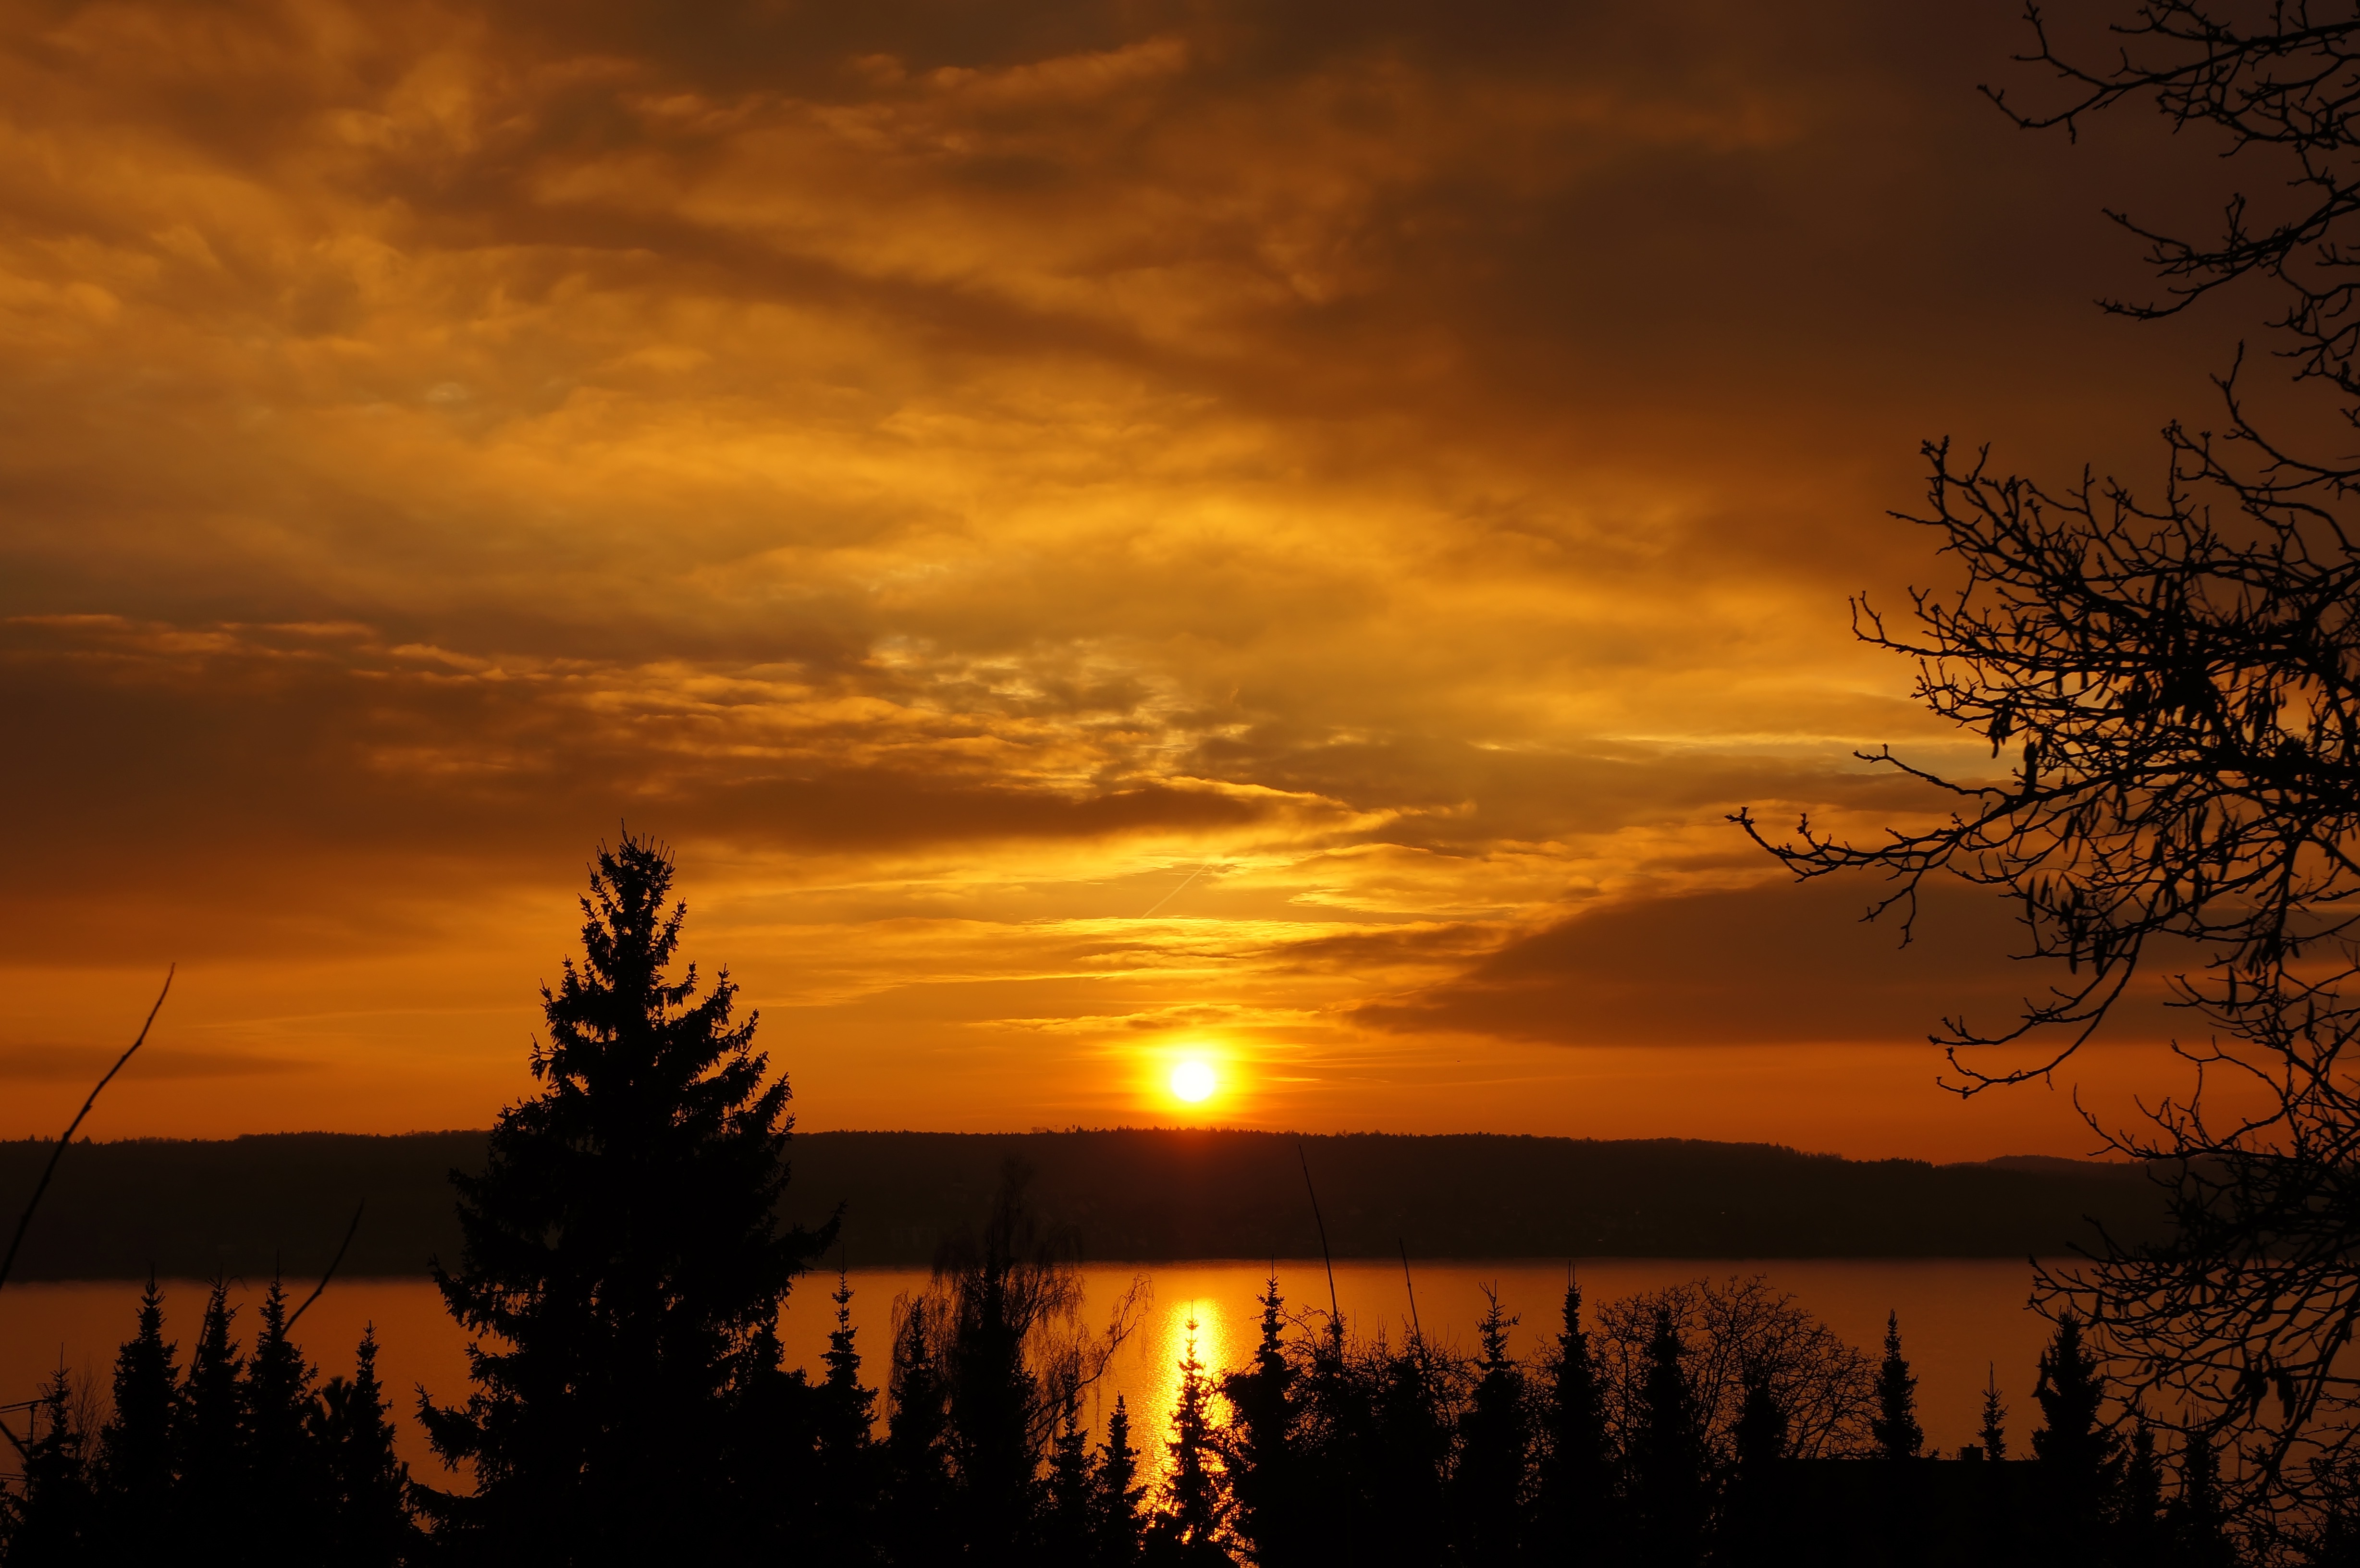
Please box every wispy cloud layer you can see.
[0,0,2224,1156]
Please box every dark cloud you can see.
[1361,874,2187,1054]
[0,0,2249,1148]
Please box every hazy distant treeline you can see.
[0,1129,2163,1280]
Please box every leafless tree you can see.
[893,1162,1146,1473]
[1735,4,2360,1545]
[1592,1277,1877,1465]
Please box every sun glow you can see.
[1170,1059,1218,1103]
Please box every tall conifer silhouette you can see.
[1533,1277,1613,1561]
[1373,1329,1453,1566]
[2032,1314,2120,1562]
[6,1369,94,1565]
[1294,1311,1373,1560]
[2167,1428,2234,1568]
[245,1278,326,1553]
[1148,1319,1231,1564]
[811,1270,880,1554]
[2118,1411,2167,1561]
[1978,1364,2007,1461]
[96,1276,177,1556]
[1045,1396,1096,1567]
[1220,1274,1302,1566]
[821,1271,876,1450]
[418,833,831,1564]
[887,1291,957,1563]
[177,1280,244,1545]
[1094,1396,1146,1568]
[1629,1305,1706,1568]
[1722,1363,1793,1566]
[1450,1288,1527,1566]
[943,1188,1046,1563]
[1871,1311,1923,1461]
[312,1327,415,1566]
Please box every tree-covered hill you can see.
[0,1128,2162,1281]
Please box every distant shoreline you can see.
[0,1127,2162,1281]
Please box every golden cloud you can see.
[0,0,2224,1156]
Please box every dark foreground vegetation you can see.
[0,1212,2252,1568]
[22,3,2360,1560]
[0,1129,2162,1279]
[0,838,2287,1564]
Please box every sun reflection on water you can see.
[1129,1295,1232,1484]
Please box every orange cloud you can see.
[0,0,2237,1156]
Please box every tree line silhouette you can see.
[0,838,2285,1564]
[0,1219,2257,1567]
[1,1277,411,1565]
[0,1127,2168,1279]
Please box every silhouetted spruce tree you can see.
[311,1326,417,1567]
[812,1270,881,1557]
[2165,1428,2233,1568]
[1045,1396,1096,1568]
[2032,1314,2120,1566]
[1872,1311,1924,1462]
[1532,1278,1615,1563]
[1863,1312,1932,1568]
[177,1279,246,1550]
[821,1271,877,1452]
[1629,1306,1708,1568]
[1147,1319,1232,1565]
[1978,1364,2008,1461]
[95,1275,179,1557]
[935,1164,1073,1563]
[1958,1364,2022,1568]
[245,1277,328,1554]
[1219,1274,1303,1567]
[4,1369,94,1567]
[418,834,832,1565]
[1094,1396,1147,1568]
[1295,1316,1377,1561]
[886,1291,958,1564]
[736,1312,829,1559]
[2118,1411,2167,1563]
[1372,1329,1454,1568]
[1450,1287,1528,1567]
[1719,1363,1792,1568]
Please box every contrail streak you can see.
[1141,859,1213,917]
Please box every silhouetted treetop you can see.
[418,832,832,1565]
[1873,1311,1923,1462]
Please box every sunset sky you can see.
[0,1,2259,1157]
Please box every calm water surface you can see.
[0,1259,2052,1486]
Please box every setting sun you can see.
[1170,1060,1217,1104]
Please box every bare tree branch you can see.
[286,1200,366,1330]
[0,967,173,1300]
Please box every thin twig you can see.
[0,967,173,1299]
[286,1201,365,1329]
[1296,1139,1341,1330]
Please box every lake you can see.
[0,1258,2055,1485]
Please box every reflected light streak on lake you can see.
[1141,1298,1230,1469]
[0,1258,2051,1489]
